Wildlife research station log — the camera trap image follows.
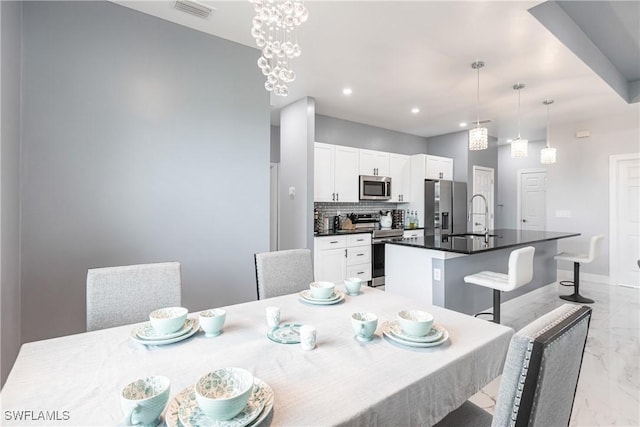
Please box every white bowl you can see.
[397,310,434,337]
[199,309,226,337]
[309,281,335,299]
[344,277,363,295]
[149,307,188,335]
[194,367,254,421]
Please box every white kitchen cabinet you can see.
[403,229,422,238]
[389,153,411,203]
[425,155,453,180]
[313,142,359,202]
[314,234,372,283]
[359,149,390,177]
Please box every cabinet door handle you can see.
[345,249,347,257]
[357,253,364,256]
[357,271,364,275]
[336,193,339,201]
[330,240,339,244]
[332,193,335,201]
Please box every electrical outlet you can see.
[433,268,441,281]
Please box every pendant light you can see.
[469,61,488,151]
[511,83,528,158]
[540,99,557,164]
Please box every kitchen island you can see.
[384,229,579,316]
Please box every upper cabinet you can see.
[389,153,411,203]
[359,149,390,177]
[314,142,359,203]
[425,155,453,180]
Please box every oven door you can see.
[371,240,386,287]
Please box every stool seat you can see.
[554,252,591,263]
[463,246,535,323]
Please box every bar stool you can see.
[464,246,535,324]
[555,234,604,304]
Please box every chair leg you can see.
[560,262,594,304]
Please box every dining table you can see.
[0,285,514,426]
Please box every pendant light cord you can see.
[476,67,481,127]
[546,102,551,148]
[517,88,522,139]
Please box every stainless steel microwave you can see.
[359,175,392,200]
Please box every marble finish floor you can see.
[469,280,640,426]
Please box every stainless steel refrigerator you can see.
[424,180,467,235]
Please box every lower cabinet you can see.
[314,234,372,284]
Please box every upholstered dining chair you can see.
[86,261,182,331]
[435,303,592,427]
[254,249,314,299]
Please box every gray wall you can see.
[20,1,270,343]
[270,125,280,163]
[279,97,315,251]
[426,131,469,183]
[496,109,639,276]
[315,115,428,154]
[1,0,23,386]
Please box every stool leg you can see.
[560,262,594,304]
[493,290,501,324]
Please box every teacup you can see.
[397,310,434,337]
[344,277,363,296]
[121,375,170,427]
[309,281,335,299]
[199,309,226,337]
[149,307,188,335]
[351,312,378,342]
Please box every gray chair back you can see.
[492,304,592,427]
[86,261,182,331]
[254,249,314,299]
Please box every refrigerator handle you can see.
[441,212,449,231]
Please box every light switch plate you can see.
[433,268,441,281]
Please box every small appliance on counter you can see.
[379,211,392,228]
[391,209,405,229]
[347,213,379,229]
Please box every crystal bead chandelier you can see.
[540,99,557,164]
[511,83,528,158]
[469,61,488,151]
[250,0,308,97]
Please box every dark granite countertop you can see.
[385,229,580,254]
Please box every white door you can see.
[314,142,334,202]
[334,146,359,203]
[519,170,546,231]
[611,154,640,288]
[472,166,494,233]
[269,163,279,251]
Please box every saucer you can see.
[381,321,449,348]
[178,387,264,427]
[165,378,274,427]
[387,320,444,343]
[267,323,302,344]
[129,319,198,346]
[299,290,345,305]
[135,319,194,341]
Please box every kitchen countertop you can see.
[386,229,579,254]
[315,227,424,237]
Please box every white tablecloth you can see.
[1,286,513,426]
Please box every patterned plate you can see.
[298,289,341,302]
[129,319,199,346]
[267,323,302,344]
[178,387,264,427]
[135,319,195,341]
[298,290,345,306]
[386,320,445,343]
[381,321,449,348]
[165,378,274,427]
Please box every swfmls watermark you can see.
[4,410,71,422]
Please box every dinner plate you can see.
[129,319,199,346]
[177,386,265,427]
[298,290,345,305]
[165,378,274,427]
[267,323,302,344]
[386,320,445,343]
[298,289,342,302]
[381,321,449,348]
[135,319,195,341]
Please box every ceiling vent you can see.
[174,0,214,18]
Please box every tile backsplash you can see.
[315,202,406,232]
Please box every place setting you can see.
[381,310,449,348]
[264,306,317,350]
[129,307,199,346]
[298,281,345,305]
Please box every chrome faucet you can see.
[468,193,489,241]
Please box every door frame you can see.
[516,168,547,231]
[270,162,279,251]
[472,165,495,231]
[609,153,640,288]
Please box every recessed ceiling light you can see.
[342,87,353,96]
[411,107,420,114]
[459,122,468,127]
